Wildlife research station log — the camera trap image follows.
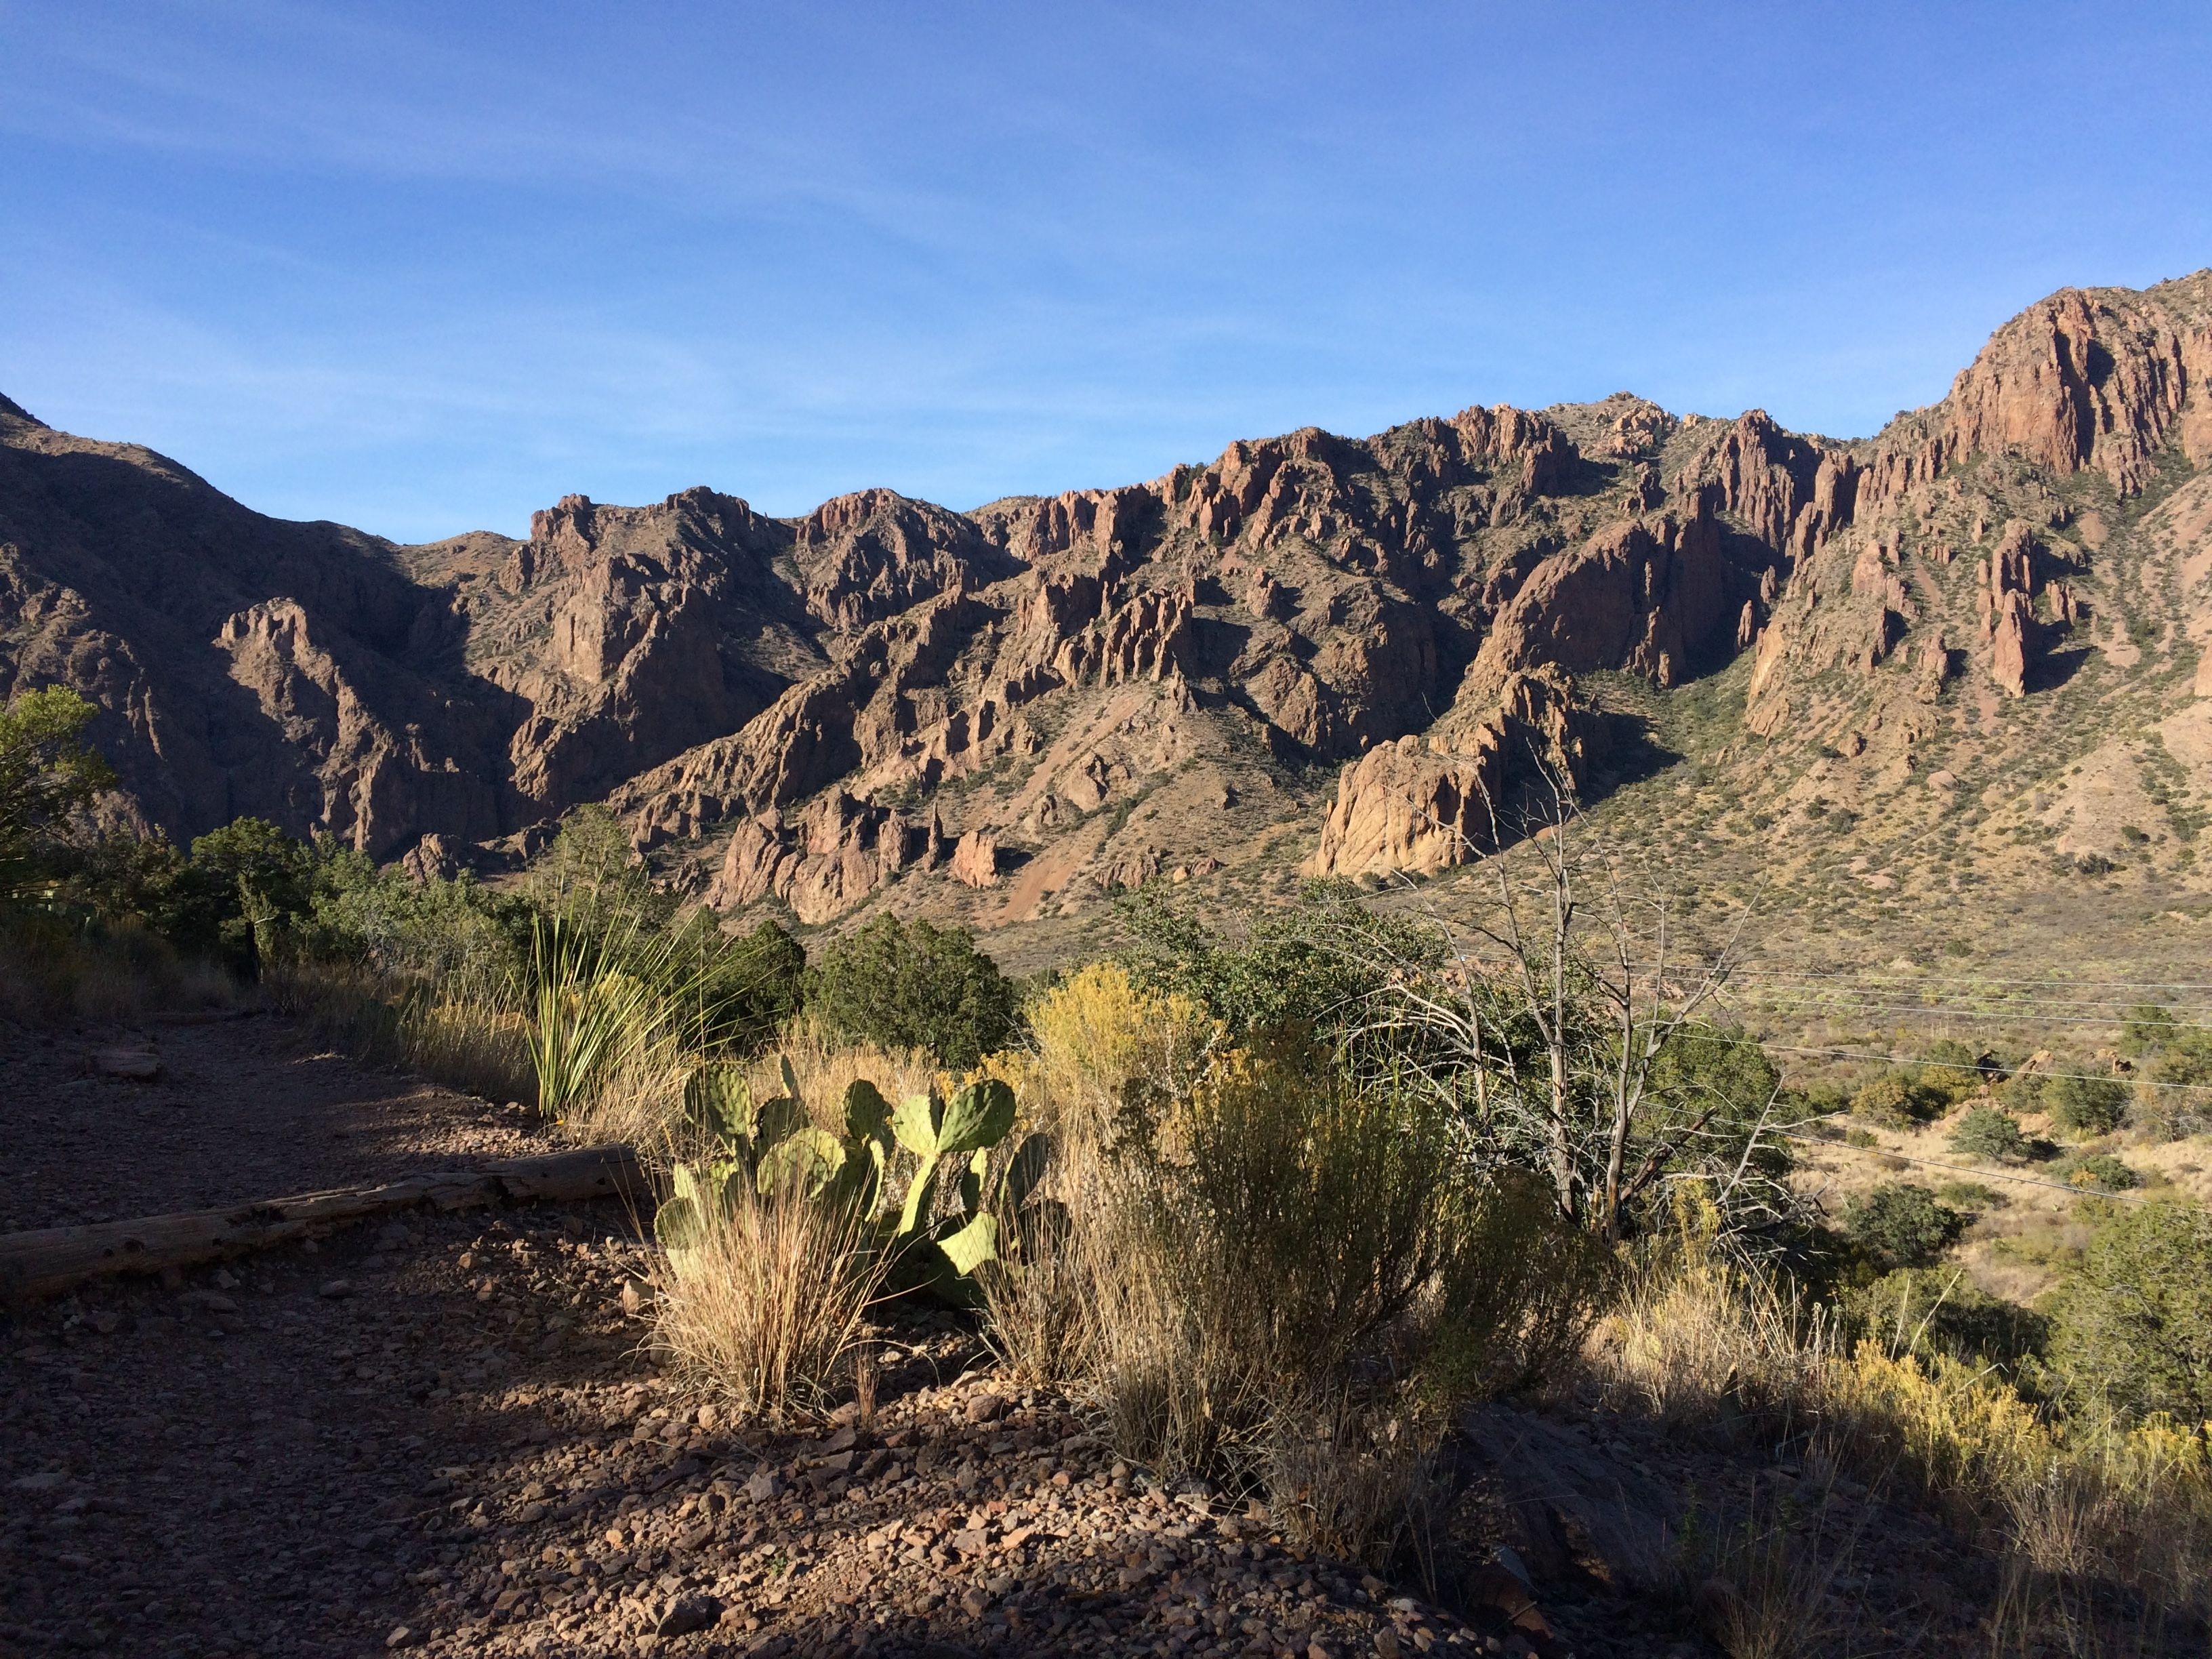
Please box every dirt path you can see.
[0,1016,538,1232]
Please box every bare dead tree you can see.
[1331,765,1801,1245]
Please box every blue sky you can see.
[2,1,2208,544]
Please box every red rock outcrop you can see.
[704,795,947,924]
[1307,668,1593,878]
[948,828,999,889]
[1990,592,2038,698]
[1469,502,1740,693]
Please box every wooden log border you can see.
[0,1145,647,1305]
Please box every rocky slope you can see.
[5,272,2211,956]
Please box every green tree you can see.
[2051,1203,2212,1423]
[1842,1182,1966,1271]
[165,818,318,972]
[804,914,1019,1069]
[1115,878,1439,1043]
[0,687,114,888]
[692,917,805,1054]
[1851,1072,1923,1130]
[2120,1004,2179,1058]
[525,805,673,935]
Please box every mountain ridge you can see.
[5,270,2211,958]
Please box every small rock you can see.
[696,1402,718,1432]
[385,1626,422,1650]
[620,1280,647,1319]
[1309,1641,1336,1659]
[1491,1546,1532,1593]
[965,1392,1006,1425]
[655,1595,720,1637]
[92,1047,161,1080]
[9,1471,66,1494]
[318,1279,354,1300]
[744,1468,785,1504]
[960,1589,991,1619]
[1374,1631,1401,1659]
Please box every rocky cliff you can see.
[5,271,2211,950]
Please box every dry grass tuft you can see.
[0,912,239,1024]
[649,1175,891,1423]
[1591,1244,2212,1629]
[1692,1486,1860,1659]
[270,960,536,1108]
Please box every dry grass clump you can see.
[975,965,1222,1386]
[649,1173,892,1423]
[994,965,1608,1563]
[1593,1238,1831,1427]
[0,912,239,1024]
[1591,1242,2212,1628]
[1691,1487,1859,1659]
[550,1041,689,1151]
[270,959,536,1108]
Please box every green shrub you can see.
[2152,1033,2212,1088]
[2061,1152,2140,1191]
[1849,1065,1969,1129]
[1850,1073,1922,1130]
[2042,1072,2131,1136]
[2121,1004,2180,1057]
[1842,1183,1966,1271]
[1950,1105,2028,1162]
[1933,1180,2003,1211]
[2050,1203,2212,1422]
[1844,1266,2047,1368]
[804,914,1019,1070]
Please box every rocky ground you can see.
[0,1016,2110,1658]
